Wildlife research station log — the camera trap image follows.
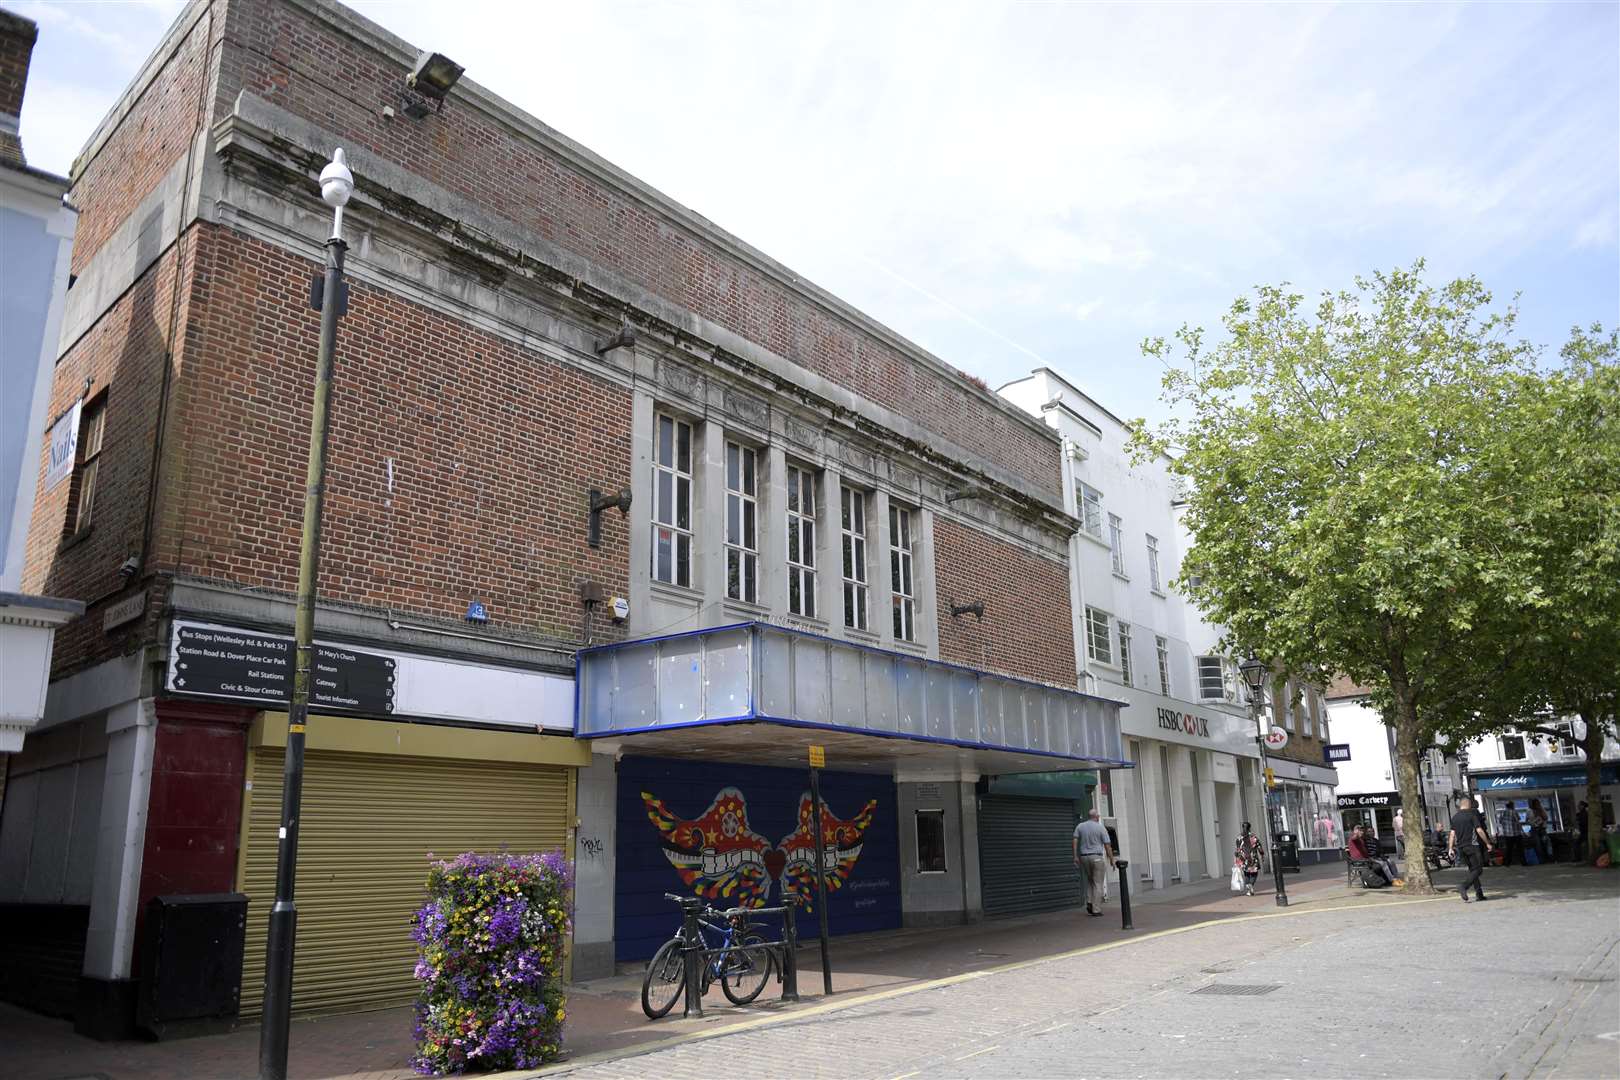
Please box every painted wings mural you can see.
[641,787,879,910]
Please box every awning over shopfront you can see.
[576,622,1130,776]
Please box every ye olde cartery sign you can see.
[167,622,395,713]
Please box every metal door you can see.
[977,794,1081,917]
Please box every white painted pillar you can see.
[82,697,156,982]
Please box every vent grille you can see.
[1192,984,1282,996]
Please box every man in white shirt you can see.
[1072,808,1116,917]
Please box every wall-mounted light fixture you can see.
[402,51,465,118]
[588,487,632,547]
[118,554,140,579]
[944,487,988,506]
[950,601,985,620]
[594,325,637,355]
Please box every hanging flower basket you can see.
[410,850,574,1075]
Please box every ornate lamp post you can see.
[1239,653,1289,907]
[259,147,353,1080]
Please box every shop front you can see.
[574,622,1130,971]
[1473,764,1620,863]
[1266,759,1342,864]
[1100,684,1259,890]
[1337,791,1400,850]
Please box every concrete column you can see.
[871,489,894,648]
[762,444,788,614]
[627,390,654,625]
[957,780,983,921]
[914,510,939,657]
[698,419,727,614]
[817,468,843,628]
[571,754,618,980]
[77,697,155,1036]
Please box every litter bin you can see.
[1274,831,1301,873]
[1605,831,1620,866]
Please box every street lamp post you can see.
[1239,653,1289,908]
[259,148,354,1080]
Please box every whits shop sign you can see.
[1157,707,1211,739]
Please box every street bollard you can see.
[1115,859,1134,930]
[780,897,801,1003]
[680,899,704,1018]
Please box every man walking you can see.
[1448,795,1491,903]
[1072,808,1116,917]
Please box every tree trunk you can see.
[1580,706,1605,863]
[1390,684,1435,893]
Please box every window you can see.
[1197,656,1224,700]
[651,414,694,587]
[1146,535,1163,593]
[1156,636,1171,695]
[1078,483,1103,538]
[915,809,946,873]
[724,441,758,604]
[66,392,107,536]
[1499,733,1526,761]
[1550,720,1580,757]
[1304,689,1316,739]
[1281,681,1295,731]
[786,465,818,618]
[1118,623,1134,686]
[1108,513,1126,576]
[890,504,915,641]
[840,486,869,631]
[1085,606,1112,665]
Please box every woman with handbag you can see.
[1235,822,1264,897]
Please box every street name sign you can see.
[167,621,395,713]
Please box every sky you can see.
[12,0,1619,424]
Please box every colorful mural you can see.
[642,787,878,908]
[615,757,900,961]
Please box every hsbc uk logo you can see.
[1157,707,1211,738]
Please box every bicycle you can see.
[641,893,774,1019]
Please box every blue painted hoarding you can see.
[614,756,900,962]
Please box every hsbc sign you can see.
[1157,707,1211,739]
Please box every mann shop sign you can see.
[1157,707,1212,739]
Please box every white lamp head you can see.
[319,148,354,209]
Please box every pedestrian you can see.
[1234,821,1264,897]
[1393,808,1406,860]
[1448,795,1491,903]
[1072,808,1115,916]
[1527,798,1551,864]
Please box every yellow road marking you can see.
[531,893,1454,1076]
[954,1045,1000,1061]
[890,1072,921,1080]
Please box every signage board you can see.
[1323,743,1351,763]
[102,592,146,631]
[1262,727,1289,751]
[808,744,826,769]
[167,622,395,714]
[1337,791,1402,809]
[1472,765,1619,792]
[44,402,81,492]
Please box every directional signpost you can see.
[168,622,395,714]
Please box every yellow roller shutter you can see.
[238,747,569,1018]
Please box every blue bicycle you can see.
[641,893,773,1018]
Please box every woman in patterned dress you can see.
[1235,822,1264,896]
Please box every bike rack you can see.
[675,895,803,1019]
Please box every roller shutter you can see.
[238,747,569,1018]
[978,794,1082,918]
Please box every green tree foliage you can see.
[1132,263,1553,891]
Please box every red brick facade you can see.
[0,9,39,165]
[933,516,1075,685]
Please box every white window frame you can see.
[786,464,818,618]
[1155,636,1171,696]
[840,485,869,631]
[724,440,759,604]
[1108,513,1126,576]
[1078,484,1103,538]
[1498,733,1527,761]
[1085,606,1113,665]
[1551,720,1580,757]
[1118,622,1134,686]
[890,503,916,641]
[652,413,694,588]
[1146,535,1163,593]
[1196,656,1224,701]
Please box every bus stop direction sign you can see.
[169,623,395,713]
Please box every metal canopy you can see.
[575,622,1131,776]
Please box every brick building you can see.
[1,0,1128,1036]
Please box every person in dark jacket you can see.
[1449,796,1491,902]
[1235,822,1264,896]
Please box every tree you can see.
[1133,263,1548,892]
[1430,328,1620,861]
